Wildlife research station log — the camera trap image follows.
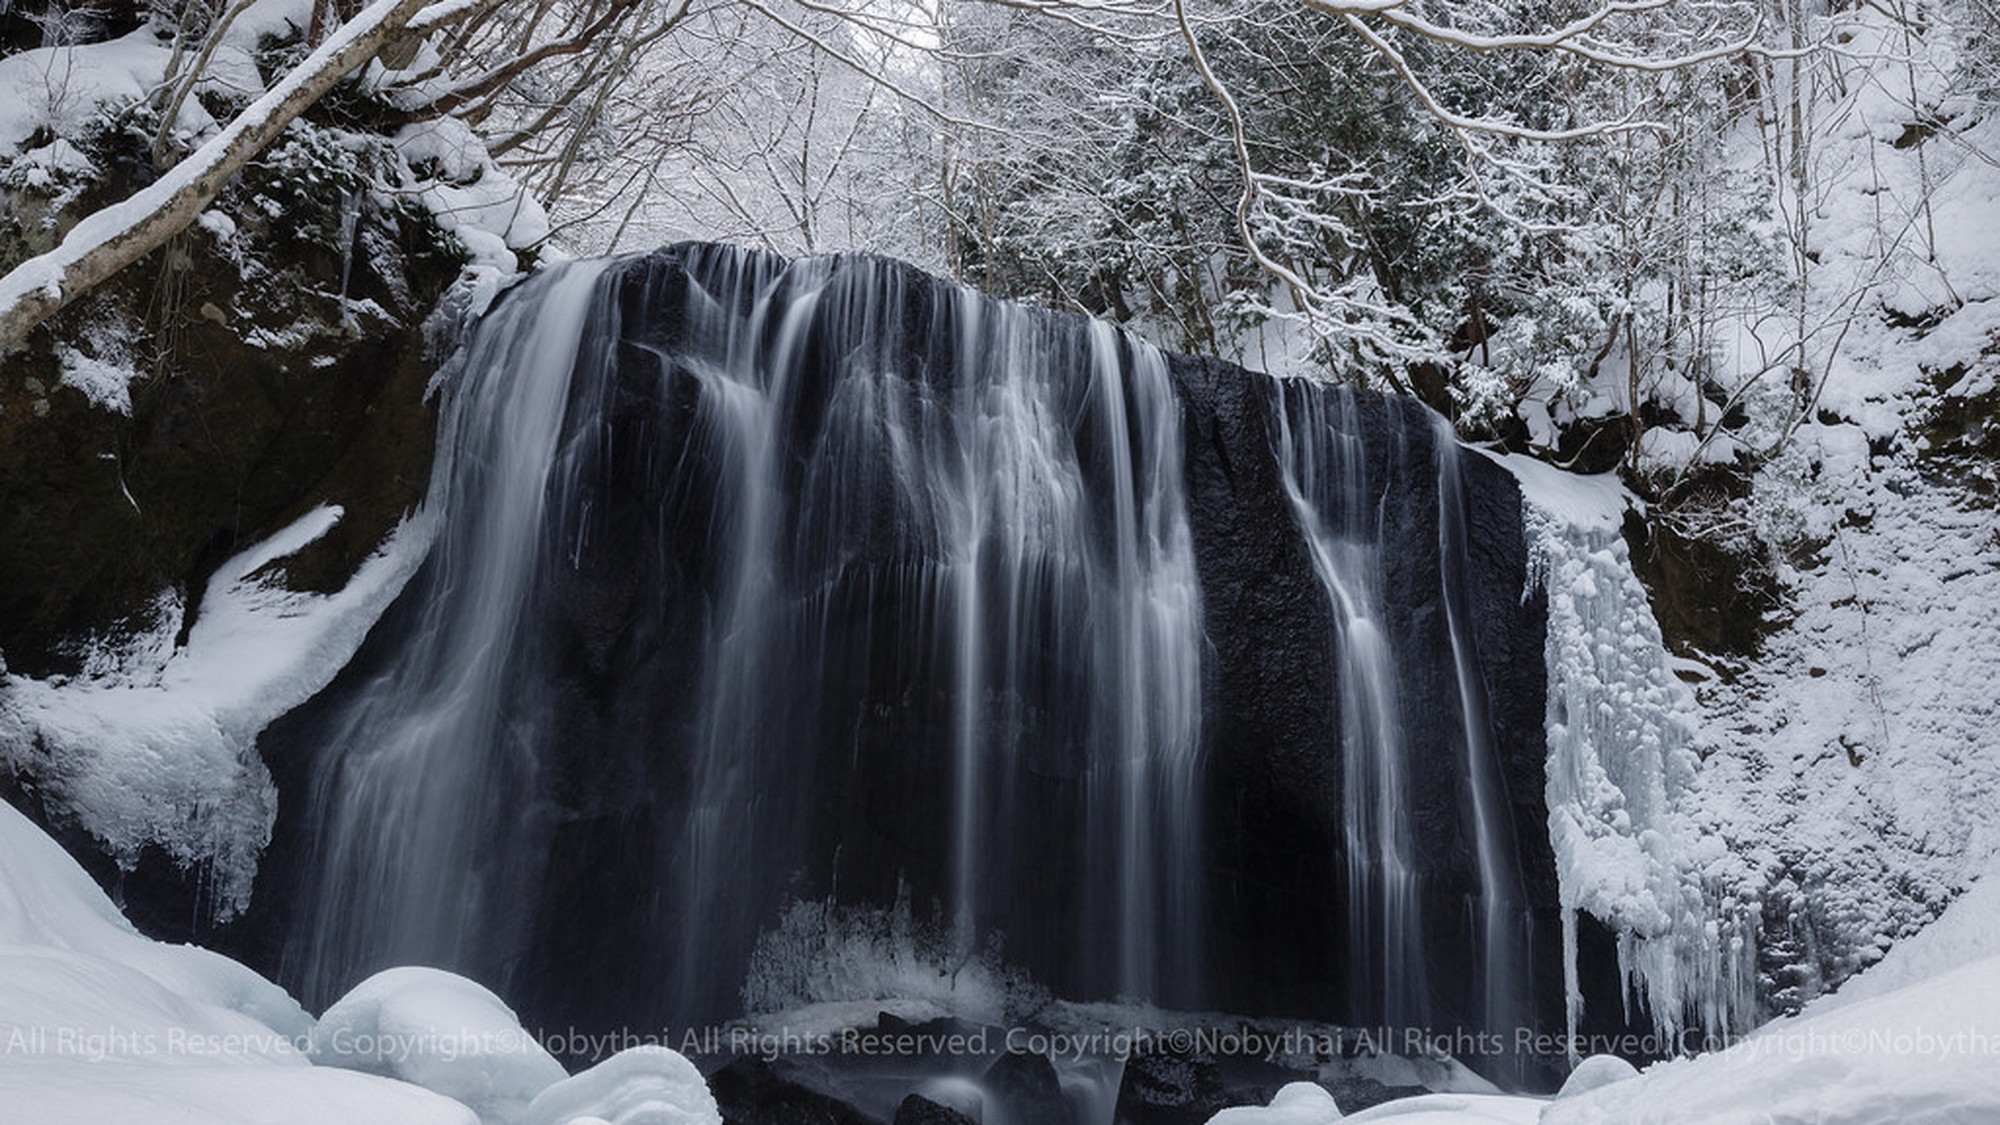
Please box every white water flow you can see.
[661,249,1205,1005]
[279,246,1208,1014]
[288,261,617,1001]
[1433,414,1531,1043]
[286,247,1555,1049]
[1275,385,1425,1029]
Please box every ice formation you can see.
[0,503,432,915]
[1500,452,1759,1049]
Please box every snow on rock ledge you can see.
[310,966,566,1125]
[0,797,477,1125]
[522,1046,722,1125]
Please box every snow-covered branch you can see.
[0,0,498,351]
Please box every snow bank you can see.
[0,503,434,914]
[1202,1083,1545,1125]
[1545,955,2000,1125]
[310,966,566,1125]
[521,1046,721,1125]
[0,797,479,1125]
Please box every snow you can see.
[1812,857,2000,1014]
[394,116,552,268]
[0,31,171,153]
[1544,955,2000,1125]
[54,339,139,413]
[310,967,566,1125]
[0,503,434,915]
[1552,1054,1636,1098]
[1479,451,1628,531]
[0,797,482,1125]
[1203,1083,1546,1125]
[1340,1094,1544,1124]
[0,0,437,334]
[1207,1082,1343,1125]
[521,1046,721,1125]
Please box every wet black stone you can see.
[982,1051,1072,1125]
[893,1094,977,1125]
[710,1057,882,1125]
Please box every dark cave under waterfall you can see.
[253,244,1562,1078]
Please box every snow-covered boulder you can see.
[1206,1081,1342,1124]
[522,1045,721,1125]
[310,966,566,1124]
[1554,1054,1637,1098]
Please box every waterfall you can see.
[278,247,1206,1021]
[1272,382,1536,1065]
[257,244,1560,1075]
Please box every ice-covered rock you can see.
[1554,1055,1638,1099]
[0,504,432,916]
[1492,451,1759,1049]
[309,966,566,1124]
[522,1046,721,1125]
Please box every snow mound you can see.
[1545,955,2000,1125]
[1554,1054,1637,1099]
[521,1046,721,1125]
[1340,1093,1545,1123]
[1206,1082,1342,1124]
[0,797,478,1125]
[0,503,433,915]
[310,966,566,1125]
[0,794,307,1038]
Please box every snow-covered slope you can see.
[0,795,480,1124]
[0,794,724,1124]
[1544,872,2000,1125]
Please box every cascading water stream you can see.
[1275,383,1427,1030]
[1272,383,1540,1070]
[286,260,619,1003]
[1434,414,1532,1049]
[279,246,1207,1021]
